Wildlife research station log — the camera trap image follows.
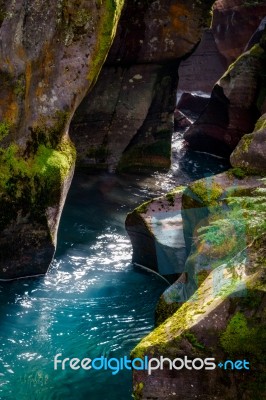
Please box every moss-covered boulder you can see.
[0,0,125,279]
[184,33,266,157]
[131,171,266,398]
[132,240,266,399]
[230,113,266,174]
[155,172,265,324]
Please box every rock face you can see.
[184,36,266,157]
[212,0,266,65]
[131,172,266,400]
[176,1,266,95]
[178,29,227,94]
[0,0,125,279]
[230,113,266,174]
[70,0,215,172]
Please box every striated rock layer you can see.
[70,0,215,172]
[184,31,266,157]
[0,0,125,279]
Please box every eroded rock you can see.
[0,0,125,279]
[230,113,266,174]
[70,0,215,172]
[132,173,266,399]
[184,38,266,156]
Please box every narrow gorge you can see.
[0,1,265,399]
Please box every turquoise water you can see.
[0,173,169,400]
[0,145,229,400]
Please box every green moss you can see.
[254,115,266,132]
[182,331,205,351]
[0,121,10,141]
[222,44,264,80]
[28,110,70,152]
[73,9,92,27]
[165,186,186,206]
[131,280,216,359]
[133,382,144,400]
[220,312,266,358]
[0,138,76,232]
[190,179,223,207]
[14,75,26,98]
[155,296,180,327]
[135,199,153,214]
[242,134,253,152]
[87,0,125,85]
[117,140,171,173]
[0,139,75,193]
[228,167,246,179]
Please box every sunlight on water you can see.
[0,136,229,400]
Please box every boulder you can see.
[125,187,186,282]
[132,242,266,399]
[174,109,192,132]
[184,40,266,157]
[132,172,266,399]
[230,113,266,174]
[155,172,265,324]
[176,92,210,117]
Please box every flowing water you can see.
[0,137,229,400]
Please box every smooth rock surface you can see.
[0,0,124,279]
[184,40,266,156]
[70,0,215,172]
[231,113,266,174]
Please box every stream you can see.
[0,135,229,400]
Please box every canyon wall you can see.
[70,0,215,173]
[0,0,125,279]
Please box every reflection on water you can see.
[0,136,229,400]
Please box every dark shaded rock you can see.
[174,109,192,132]
[72,62,178,173]
[178,29,227,94]
[177,92,210,117]
[212,0,266,65]
[245,16,266,51]
[107,0,215,65]
[184,41,266,157]
[71,0,215,172]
